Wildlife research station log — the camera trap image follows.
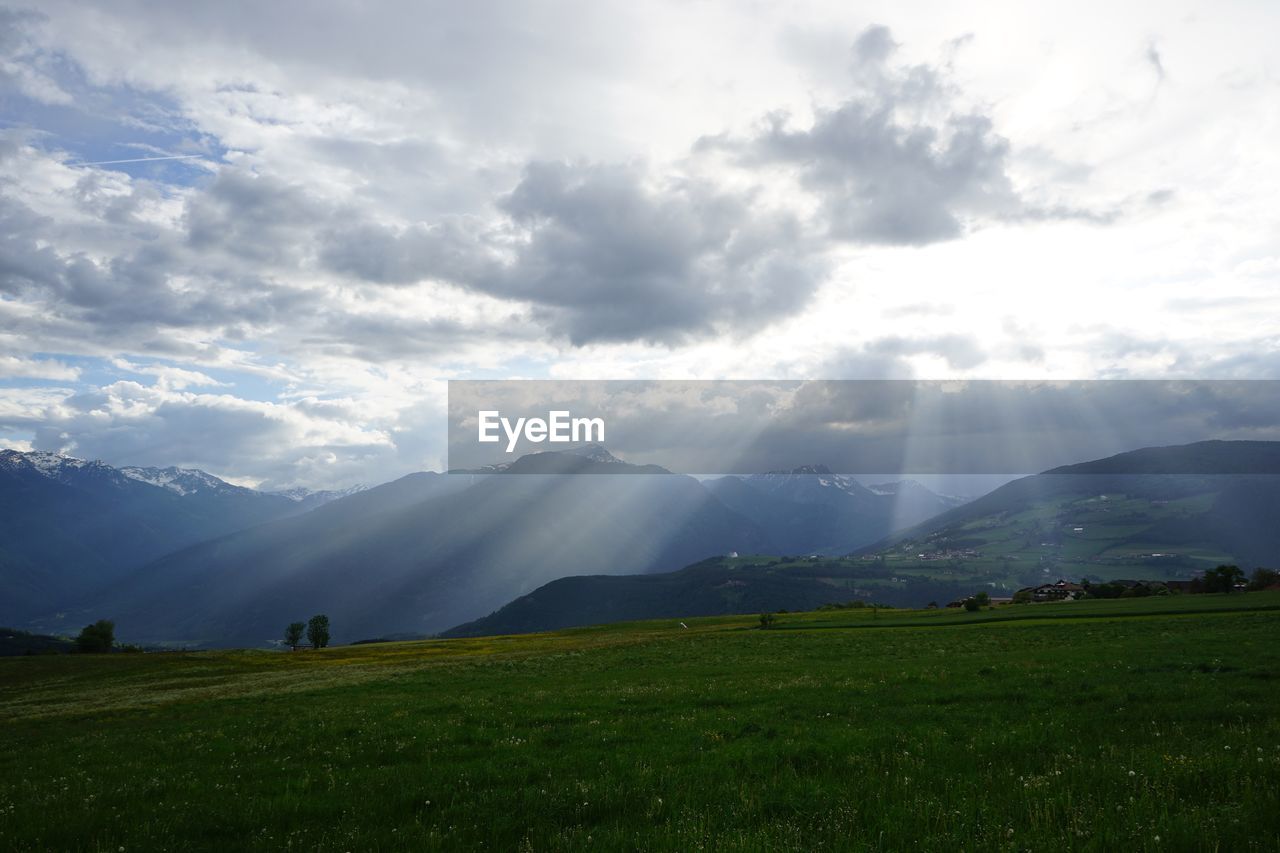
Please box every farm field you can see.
[3,593,1280,851]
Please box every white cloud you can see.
[0,355,80,380]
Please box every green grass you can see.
[3,594,1280,851]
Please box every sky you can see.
[1,0,1278,489]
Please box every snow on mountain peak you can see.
[270,484,368,505]
[560,443,622,464]
[119,465,248,496]
[0,449,105,479]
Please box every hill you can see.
[855,440,1280,592]
[0,627,73,656]
[2,593,1278,849]
[442,554,974,637]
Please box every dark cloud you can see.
[318,216,496,287]
[702,25,1111,244]
[184,169,327,266]
[488,162,825,344]
[319,161,827,346]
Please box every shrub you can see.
[75,620,115,653]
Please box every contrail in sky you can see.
[70,154,207,166]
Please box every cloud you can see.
[0,355,80,381]
[0,8,74,105]
[0,4,1276,485]
[488,162,827,344]
[6,379,399,489]
[868,334,988,370]
[702,25,1110,244]
[319,160,827,345]
[1146,41,1166,85]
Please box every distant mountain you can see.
[85,450,774,646]
[450,443,669,475]
[0,450,318,627]
[270,484,368,510]
[706,465,965,554]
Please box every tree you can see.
[1247,567,1280,591]
[758,612,775,629]
[284,621,305,651]
[973,591,991,607]
[963,598,981,612]
[75,619,115,653]
[306,614,331,649]
[1201,565,1244,594]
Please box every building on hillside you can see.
[1018,579,1085,602]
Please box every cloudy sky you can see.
[1,0,1278,488]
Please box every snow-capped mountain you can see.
[0,449,130,485]
[0,450,359,629]
[120,465,258,497]
[865,479,969,510]
[271,484,368,509]
[740,464,879,504]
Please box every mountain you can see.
[84,450,774,646]
[0,450,319,627]
[270,484,369,510]
[856,439,1280,590]
[705,465,965,554]
[449,443,670,475]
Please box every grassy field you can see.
[3,594,1280,851]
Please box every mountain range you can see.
[9,439,1277,646]
[5,445,962,645]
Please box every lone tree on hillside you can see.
[306,614,331,649]
[284,621,305,651]
[75,619,115,653]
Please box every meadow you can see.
[2,593,1279,851]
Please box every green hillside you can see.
[872,482,1264,595]
[443,554,984,638]
[3,593,1279,850]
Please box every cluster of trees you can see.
[74,619,115,653]
[284,615,330,650]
